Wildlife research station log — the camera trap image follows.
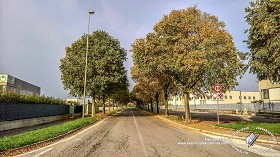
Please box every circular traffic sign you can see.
[214,84,222,93]
[212,93,218,98]
[217,93,223,98]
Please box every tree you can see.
[60,30,127,115]
[133,7,246,122]
[132,80,156,111]
[111,88,130,109]
[131,34,176,115]
[245,0,280,83]
[130,91,144,109]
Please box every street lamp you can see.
[82,10,94,118]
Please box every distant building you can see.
[65,97,91,105]
[222,91,259,104]
[168,90,260,106]
[259,80,280,103]
[0,74,40,95]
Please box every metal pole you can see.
[82,11,94,118]
[194,98,196,111]
[240,90,242,113]
[217,98,219,125]
[175,95,176,109]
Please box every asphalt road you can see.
[17,108,266,157]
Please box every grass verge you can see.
[160,115,184,123]
[0,115,102,152]
[218,122,280,135]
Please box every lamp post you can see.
[82,10,94,118]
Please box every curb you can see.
[140,109,279,145]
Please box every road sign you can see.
[217,93,223,98]
[212,93,218,98]
[214,84,222,93]
[212,93,223,99]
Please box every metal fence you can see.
[169,102,280,112]
[0,103,82,121]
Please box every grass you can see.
[160,115,184,123]
[157,110,280,136]
[0,115,102,152]
[218,122,280,136]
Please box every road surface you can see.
[17,108,267,157]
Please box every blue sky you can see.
[0,0,258,98]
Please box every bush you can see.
[0,92,66,105]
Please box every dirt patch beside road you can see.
[142,110,280,144]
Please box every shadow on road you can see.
[114,108,153,117]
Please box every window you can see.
[248,96,251,100]
[244,96,246,99]
[230,96,232,99]
[253,96,255,100]
[239,96,241,99]
[261,89,269,99]
[225,95,227,99]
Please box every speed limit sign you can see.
[214,84,222,93]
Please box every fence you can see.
[169,102,280,112]
[0,103,82,121]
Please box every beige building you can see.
[223,90,259,104]
[168,90,259,106]
[259,80,280,103]
[0,74,40,95]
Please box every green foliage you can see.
[0,92,66,105]
[251,100,264,104]
[0,116,100,152]
[245,0,280,82]
[219,122,280,135]
[131,7,246,119]
[60,30,128,98]
[152,7,246,93]
[111,89,130,105]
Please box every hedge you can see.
[0,92,66,105]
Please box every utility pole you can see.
[82,10,94,118]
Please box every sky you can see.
[0,0,258,98]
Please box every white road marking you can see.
[131,109,148,157]
[202,133,280,157]
[32,148,53,157]
[16,117,110,157]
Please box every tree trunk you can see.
[102,95,105,114]
[150,99,153,112]
[109,98,111,112]
[164,91,169,115]
[184,92,191,122]
[155,92,159,114]
[113,101,115,111]
[91,94,96,117]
